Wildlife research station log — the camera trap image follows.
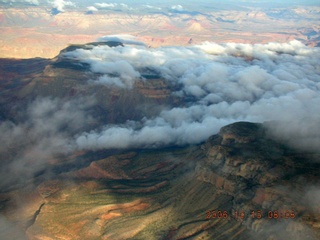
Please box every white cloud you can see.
[64,40,320,152]
[89,60,140,88]
[87,6,98,12]
[144,4,161,10]
[93,2,132,10]
[94,2,117,8]
[49,0,74,12]
[171,5,184,11]
[0,97,95,189]
[0,215,27,240]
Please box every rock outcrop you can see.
[1,122,319,240]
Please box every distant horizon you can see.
[0,0,319,58]
[1,0,320,8]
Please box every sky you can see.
[1,0,320,9]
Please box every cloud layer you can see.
[62,40,320,152]
[0,97,94,189]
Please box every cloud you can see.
[27,0,39,4]
[0,215,27,240]
[94,2,117,8]
[304,186,320,214]
[171,5,184,11]
[49,0,74,12]
[0,97,95,190]
[29,0,38,3]
[89,60,140,88]
[247,218,318,240]
[246,183,320,240]
[119,3,128,8]
[87,6,98,12]
[93,2,132,10]
[76,114,231,149]
[1,39,320,238]
[61,40,320,153]
[144,4,161,10]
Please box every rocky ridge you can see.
[0,42,181,125]
[1,122,319,240]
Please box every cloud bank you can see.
[62,40,320,152]
[0,97,94,189]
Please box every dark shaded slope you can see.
[0,41,182,125]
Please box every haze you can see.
[0,0,319,58]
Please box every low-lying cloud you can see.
[144,4,161,10]
[0,215,27,240]
[62,40,320,152]
[1,39,318,185]
[0,97,94,189]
